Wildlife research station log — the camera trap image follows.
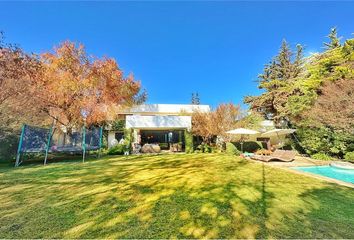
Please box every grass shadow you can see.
[0,153,353,238]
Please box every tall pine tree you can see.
[191,92,200,105]
[244,39,303,124]
[324,27,341,50]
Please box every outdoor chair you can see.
[132,143,141,154]
[170,143,182,152]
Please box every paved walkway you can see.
[264,156,329,167]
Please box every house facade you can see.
[107,104,210,151]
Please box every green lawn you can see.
[0,154,353,239]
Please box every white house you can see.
[107,104,210,150]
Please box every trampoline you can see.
[15,124,103,167]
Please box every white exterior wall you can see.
[126,115,192,130]
[107,132,118,148]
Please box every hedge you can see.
[226,142,241,155]
[185,130,193,153]
[123,128,132,150]
[0,132,19,162]
[231,141,264,153]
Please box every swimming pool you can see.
[293,165,354,184]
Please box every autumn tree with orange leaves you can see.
[0,32,44,133]
[192,103,240,143]
[32,41,146,129]
[305,78,354,131]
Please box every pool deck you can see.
[249,156,354,189]
[265,156,329,167]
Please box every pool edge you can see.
[283,166,354,189]
[248,160,354,189]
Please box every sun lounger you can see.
[251,149,297,162]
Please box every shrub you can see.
[123,128,132,148]
[0,132,19,162]
[196,143,211,153]
[108,144,128,155]
[210,146,220,153]
[226,142,241,155]
[344,152,354,162]
[232,141,263,153]
[296,127,354,157]
[203,144,212,153]
[311,153,334,161]
[185,130,194,153]
[101,131,108,149]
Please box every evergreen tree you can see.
[191,92,200,105]
[324,27,341,50]
[195,92,200,105]
[244,39,303,123]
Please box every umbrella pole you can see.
[277,132,283,149]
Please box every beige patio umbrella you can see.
[226,128,260,152]
[261,128,296,137]
[261,129,296,149]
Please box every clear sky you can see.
[0,1,353,108]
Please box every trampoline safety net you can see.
[84,127,102,151]
[51,131,83,153]
[19,125,51,153]
[16,124,103,166]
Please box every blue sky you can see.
[0,1,353,109]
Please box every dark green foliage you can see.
[232,141,264,153]
[235,112,264,130]
[101,131,108,149]
[296,127,353,157]
[196,143,212,153]
[184,130,193,153]
[107,144,128,155]
[311,153,334,161]
[245,39,304,123]
[344,152,354,162]
[111,120,125,131]
[0,131,19,162]
[123,128,132,148]
[225,142,241,155]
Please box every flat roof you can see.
[126,104,210,114]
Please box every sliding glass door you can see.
[140,130,185,150]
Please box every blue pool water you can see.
[293,166,354,184]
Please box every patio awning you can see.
[261,129,296,137]
[226,128,260,135]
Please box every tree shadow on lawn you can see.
[0,154,353,238]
